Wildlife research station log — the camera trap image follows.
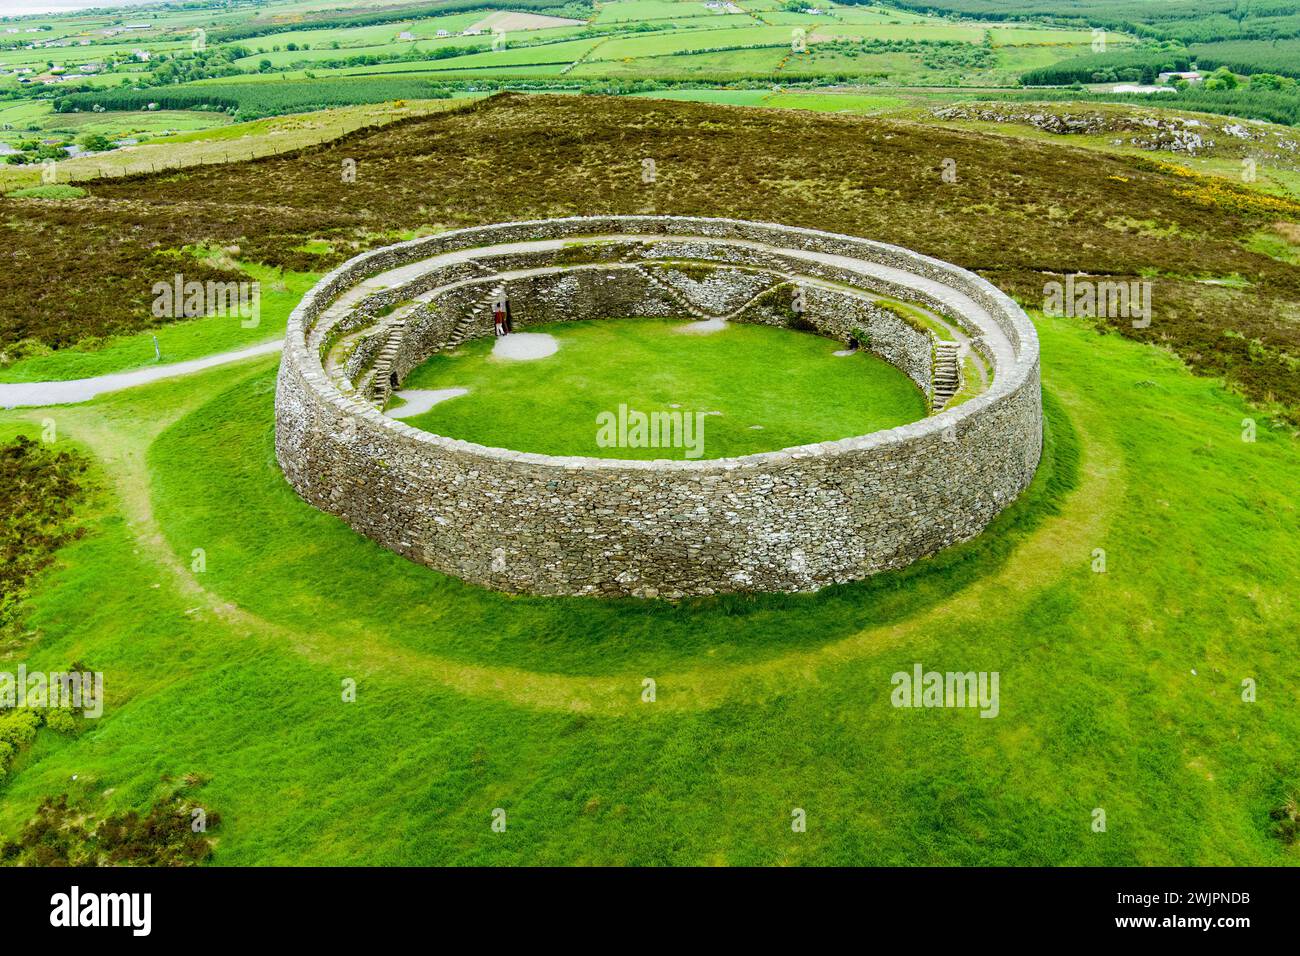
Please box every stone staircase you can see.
[444,306,481,350]
[461,257,498,278]
[365,300,487,408]
[931,339,960,412]
[368,320,407,406]
[628,262,715,320]
[619,247,797,322]
[452,284,509,344]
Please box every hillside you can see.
[4,92,1298,419]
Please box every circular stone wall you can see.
[274,216,1042,599]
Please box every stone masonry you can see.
[275,216,1043,599]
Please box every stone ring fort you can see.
[275,216,1042,599]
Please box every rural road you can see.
[0,339,283,409]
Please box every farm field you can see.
[2,0,1141,127]
[628,87,906,111]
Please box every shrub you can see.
[0,788,220,867]
[0,437,89,631]
[76,132,112,152]
[1271,792,1300,845]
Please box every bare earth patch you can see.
[492,332,559,360]
[674,319,727,335]
[386,388,469,418]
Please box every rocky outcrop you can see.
[932,103,1300,164]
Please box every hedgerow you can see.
[54,76,457,121]
[1021,48,1193,86]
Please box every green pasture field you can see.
[233,34,490,69]
[591,0,713,23]
[627,88,906,113]
[831,5,932,24]
[229,20,589,68]
[627,88,770,105]
[421,61,573,76]
[569,46,786,76]
[760,90,907,111]
[0,102,230,151]
[417,36,605,70]
[0,39,189,71]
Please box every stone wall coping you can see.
[283,216,1038,474]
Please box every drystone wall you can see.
[275,216,1042,598]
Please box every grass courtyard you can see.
[396,318,927,459]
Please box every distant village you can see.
[1,21,154,86]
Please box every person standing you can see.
[492,288,509,337]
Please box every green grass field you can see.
[0,299,1295,864]
[398,318,927,458]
